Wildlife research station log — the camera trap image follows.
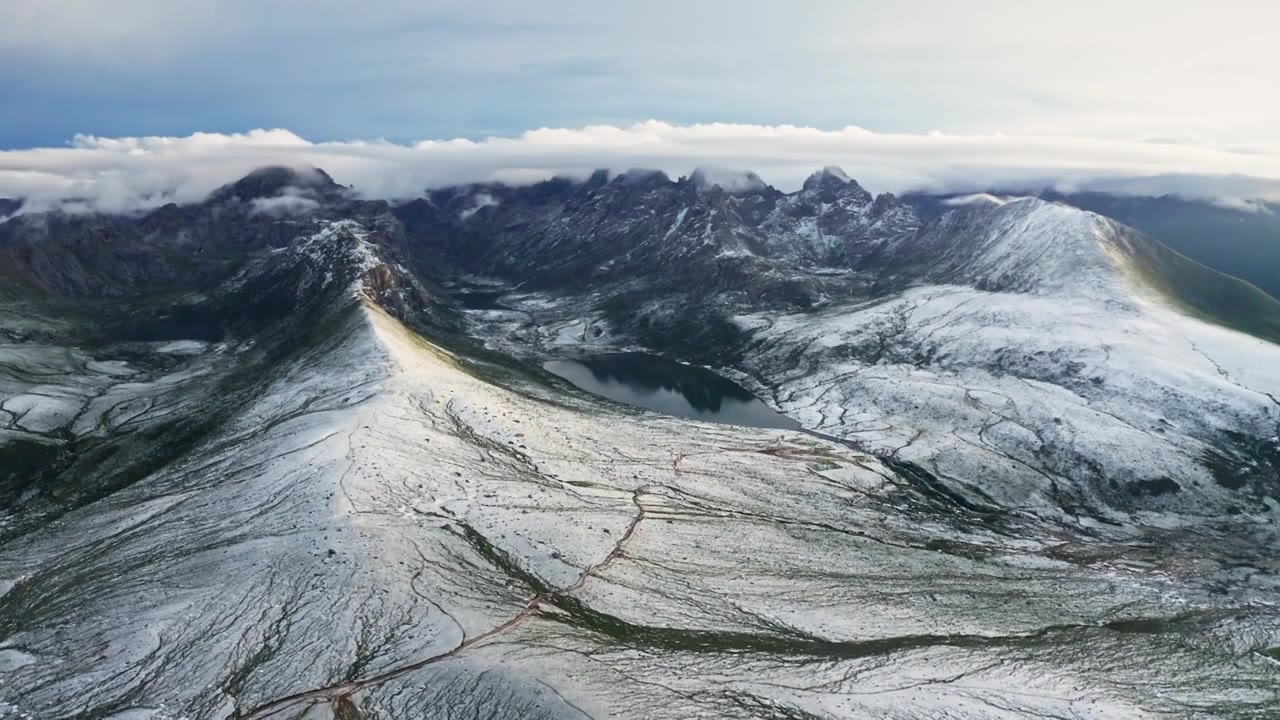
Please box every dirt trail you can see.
[236,488,650,720]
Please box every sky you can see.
[2,0,1280,211]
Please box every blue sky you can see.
[4,1,1280,211]
[4,0,1276,148]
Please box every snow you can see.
[155,340,208,355]
[1,188,1278,717]
[2,392,82,434]
[739,268,1280,521]
[86,360,138,376]
[661,207,688,242]
[4,298,1264,718]
[0,649,36,672]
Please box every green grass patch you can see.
[1122,231,1280,344]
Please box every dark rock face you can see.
[392,165,920,298]
[0,171,367,299]
[0,214,189,296]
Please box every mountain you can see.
[395,165,918,286]
[207,165,348,205]
[0,166,365,299]
[907,190,1280,302]
[888,196,1280,343]
[0,168,1277,719]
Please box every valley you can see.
[543,352,800,430]
[0,167,1277,719]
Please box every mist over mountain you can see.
[6,123,1280,215]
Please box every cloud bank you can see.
[3,121,1280,214]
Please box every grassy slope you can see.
[1120,228,1280,345]
[1057,194,1280,301]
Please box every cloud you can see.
[3,121,1280,214]
[248,190,322,217]
[688,166,768,193]
[1208,197,1275,214]
[942,194,1009,207]
[2,2,1276,155]
[458,193,499,221]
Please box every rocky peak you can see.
[870,191,905,216]
[800,165,871,204]
[582,169,614,191]
[802,165,851,188]
[687,167,771,196]
[210,166,346,206]
[612,168,673,189]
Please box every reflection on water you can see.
[544,352,799,430]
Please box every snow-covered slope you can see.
[2,167,1279,719]
[3,294,1276,719]
[886,198,1134,297]
[739,284,1280,518]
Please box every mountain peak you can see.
[808,166,851,185]
[798,167,872,206]
[211,166,343,204]
[687,167,769,195]
[801,166,861,192]
[612,168,673,188]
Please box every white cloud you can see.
[4,121,1280,214]
[689,166,768,193]
[248,189,322,217]
[1,1,221,63]
[459,193,499,221]
[942,194,1009,207]
[3,2,1277,152]
[1209,197,1275,214]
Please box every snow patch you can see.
[155,340,208,355]
[0,648,36,672]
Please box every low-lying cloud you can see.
[247,187,324,217]
[3,121,1280,215]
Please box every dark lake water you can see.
[544,352,800,430]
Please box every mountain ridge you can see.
[906,188,1280,302]
[2,164,1279,719]
[5,165,1280,350]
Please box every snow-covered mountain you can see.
[1,167,1278,719]
[393,165,919,289]
[906,188,1280,302]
